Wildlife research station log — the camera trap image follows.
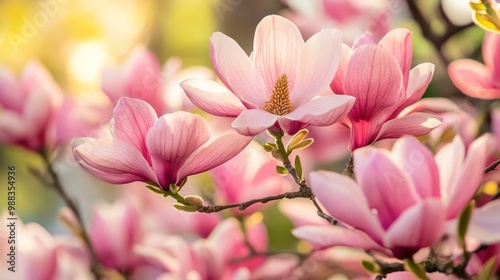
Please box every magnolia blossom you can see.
[102,46,213,115]
[0,61,62,151]
[294,135,493,259]
[0,214,91,280]
[133,217,297,280]
[181,15,355,136]
[73,97,251,190]
[331,29,441,150]
[448,32,500,99]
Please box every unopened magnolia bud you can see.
[173,203,198,213]
[185,195,204,208]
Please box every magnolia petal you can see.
[146,112,211,187]
[391,137,441,199]
[177,131,252,184]
[448,59,500,99]
[354,147,420,230]
[399,97,461,117]
[330,44,353,95]
[378,28,413,88]
[376,113,442,141]
[394,63,435,115]
[352,32,376,49]
[344,45,404,121]
[111,98,158,162]
[384,199,445,259]
[123,47,164,114]
[445,134,495,218]
[180,79,246,117]
[280,95,355,135]
[210,32,266,107]
[231,109,278,136]
[483,32,500,83]
[253,15,302,94]
[0,67,23,111]
[467,200,500,244]
[74,138,158,185]
[435,136,465,204]
[309,171,385,242]
[291,29,343,105]
[292,225,387,252]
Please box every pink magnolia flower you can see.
[448,32,500,99]
[331,29,441,150]
[73,97,251,190]
[294,135,493,259]
[0,61,62,151]
[211,142,292,215]
[181,15,355,136]
[89,200,140,271]
[102,46,213,115]
[0,214,91,280]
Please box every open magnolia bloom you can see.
[294,135,494,259]
[181,15,355,136]
[331,29,441,150]
[448,32,500,99]
[73,97,251,190]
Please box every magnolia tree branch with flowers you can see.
[2,1,500,279]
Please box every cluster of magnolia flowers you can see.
[2,8,500,280]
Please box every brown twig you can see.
[485,158,500,174]
[41,152,104,280]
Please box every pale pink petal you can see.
[467,200,500,244]
[253,15,302,94]
[384,199,445,258]
[210,32,266,107]
[330,44,353,95]
[251,255,299,279]
[279,200,329,227]
[435,136,465,202]
[322,0,364,24]
[394,63,435,115]
[376,113,442,141]
[378,28,413,88]
[180,79,246,117]
[231,109,279,136]
[400,97,462,117]
[0,67,23,111]
[448,59,500,99]
[123,47,164,114]
[177,131,252,184]
[445,134,495,218]
[90,201,138,269]
[354,148,420,229]
[0,111,31,143]
[352,32,376,49]
[310,171,385,242]
[111,98,158,162]
[292,225,387,252]
[146,112,211,187]
[101,67,125,105]
[344,45,404,122]
[483,32,500,83]
[391,137,441,198]
[74,138,158,185]
[291,28,343,105]
[280,95,355,135]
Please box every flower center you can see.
[263,73,293,116]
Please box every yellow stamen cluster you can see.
[263,73,293,116]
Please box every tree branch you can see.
[484,158,500,174]
[41,152,106,280]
